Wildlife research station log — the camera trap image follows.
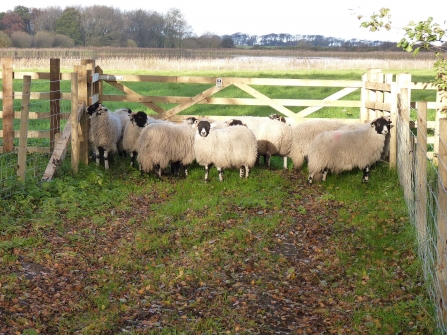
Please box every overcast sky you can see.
[1,0,445,42]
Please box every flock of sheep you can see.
[86,102,392,183]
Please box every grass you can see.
[0,153,441,334]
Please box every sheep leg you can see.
[322,168,328,181]
[283,157,288,169]
[362,166,370,183]
[239,166,244,178]
[308,174,313,184]
[266,154,271,168]
[218,168,224,182]
[245,166,250,178]
[130,152,137,167]
[205,165,210,182]
[104,149,110,170]
[95,147,100,166]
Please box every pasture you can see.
[0,66,441,334]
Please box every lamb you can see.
[87,102,128,170]
[122,111,148,167]
[193,120,258,182]
[288,119,349,170]
[137,121,195,178]
[307,117,392,184]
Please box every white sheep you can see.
[87,102,126,170]
[288,119,348,170]
[122,111,148,167]
[193,120,258,182]
[227,115,291,169]
[307,117,392,184]
[137,121,195,178]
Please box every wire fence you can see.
[397,105,447,334]
[0,77,71,199]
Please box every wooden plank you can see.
[71,72,80,175]
[1,92,71,100]
[364,101,391,112]
[17,76,31,182]
[41,117,74,181]
[365,81,392,92]
[99,73,363,87]
[76,64,89,165]
[411,82,437,90]
[160,84,229,120]
[296,87,358,118]
[106,81,166,114]
[234,82,300,121]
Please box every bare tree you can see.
[80,5,126,46]
[124,9,165,48]
[31,7,63,33]
[163,8,192,48]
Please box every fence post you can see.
[50,58,61,153]
[2,57,14,153]
[394,73,412,169]
[416,102,428,252]
[75,64,89,165]
[397,92,412,202]
[436,118,447,326]
[17,75,31,182]
[71,72,79,174]
[434,88,447,165]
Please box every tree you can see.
[80,5,126,46]
[124,9,165,48]
[13,6,33,34]
[359,8,447,94]
[163,8,192,48]
[1,11,25,35]
[198,32,221,48]
[32,7,63,34]
[220,36,235,48]
[55,7,82,45]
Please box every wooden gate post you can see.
[434,88,447,165]
[2,57,14,153]
[71,72,79,174]
[50,58,61,153]
[17,75,31,182]
[75,64,89,165]
[436,118,447,325]
[415,102,428,248]
[394,73,412,169]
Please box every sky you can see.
[1,0,446,42]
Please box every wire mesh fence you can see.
[397,105,447,334]
[0,76,72,199]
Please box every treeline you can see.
[0,5,415,52]
[0,5,235,49]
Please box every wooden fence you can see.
[0,57,446,176]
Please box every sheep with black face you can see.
[193,120,258,182]
[307,117,392,184]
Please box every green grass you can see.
[0,155,440,334]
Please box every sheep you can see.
[193,120,258,182]
[87,102,127,170]
[307,117,392,184]
[137,121,195,178]
[288,119,348,170]
[122,111,148,167]
[226,115,291,169]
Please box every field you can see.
[0,63,442,334]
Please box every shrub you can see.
[33,31,55,48]
[0,31,12,48]
[10,31,32,48]
[53,34,74,48]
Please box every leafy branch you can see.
[359,8,447,96]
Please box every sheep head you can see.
[370,117,392,135]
